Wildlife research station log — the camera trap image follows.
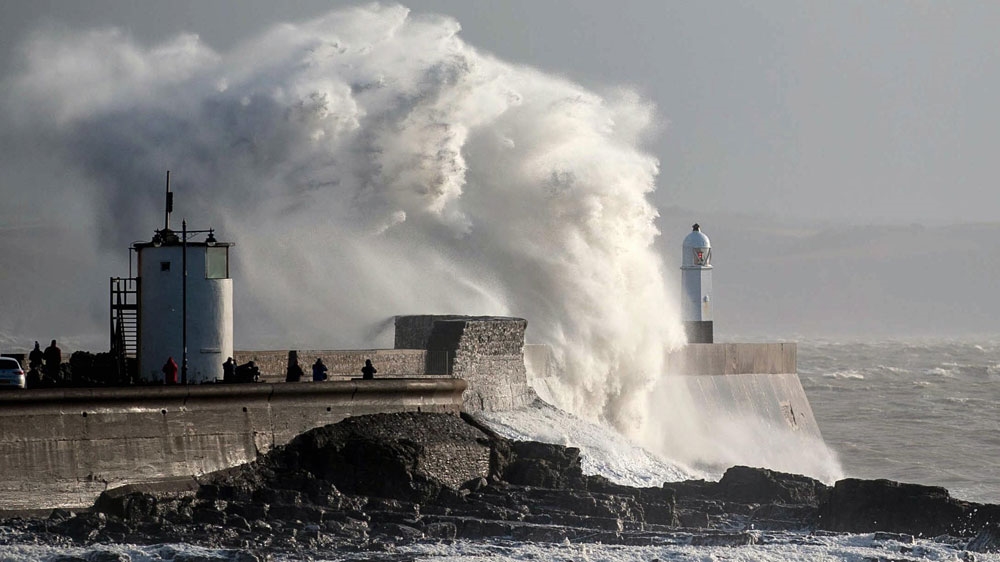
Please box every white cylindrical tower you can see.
[136,227,233,383]
[681,223,713,343]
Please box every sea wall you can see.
[394,315,534,412]
[525,342,821,441]
[658,343,822,438]
[0,379,465,511]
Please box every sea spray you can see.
[1,3,844,482]
[3,3,683,437]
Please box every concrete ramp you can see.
[524,342,842,483]
[662,343,821,440]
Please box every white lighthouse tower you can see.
[112,177,235,384]
[681,223,713,343]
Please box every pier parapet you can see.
[395,315,534,412]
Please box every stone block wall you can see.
[394,315,534,412]
[233,349,443,383]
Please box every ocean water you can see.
[797,338,1000,504]
[2,338,998,561]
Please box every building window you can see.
[206,246,229,279]
[160,261,171,272]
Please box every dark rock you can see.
[192,506,226,526]
[873,531,915,543]
[750,503,819,530]
[969,523,1000,553]
[48,508,74,521]
[51,513,106,542]
[280,412,491,503]
[678,510,710,528]
[718,466,828,505]
[818,478,968,536]
[501,441,586,489]
[372,522,424,541]
[13,411,1000,554]
[462,477,488,492]
[268,503,323,523]
[425,521,458,539]
[93,491,159,522]
[510,523,569,543]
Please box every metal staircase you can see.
[110,277,139,378]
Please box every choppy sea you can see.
[1,338,998,561]
[798,338,1000,505]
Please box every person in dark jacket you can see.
[43,340,61,379]
[28,341,43,372]
[286,356,304,382]
[312,358,328,382]
[361,359,377,380]
[222,357,235,383]
[162,357,178,385]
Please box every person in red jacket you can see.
[162,357,178,385]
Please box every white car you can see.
[0,357,26,389]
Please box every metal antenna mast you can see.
[164,171,173,230]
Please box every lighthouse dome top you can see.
[683,223,711,249]
[682,223,712,267]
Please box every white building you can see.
[129,225,233,383]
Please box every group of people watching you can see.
[157,353,378,384]
[285,355,377,382]
[27,340,62,384]
[24,342,379,387]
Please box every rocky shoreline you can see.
[2,411,998,561]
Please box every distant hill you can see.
[657,208,1000,339]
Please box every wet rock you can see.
[873,531,915,543]
[424,521,458,539]
[93,491,159,522]
[9,411,1000,557]
[818,478,967,535]
[690,531,758,546]
[678,510,710,528]
[718,466,828,505]
[501,441,586,489]
[968,523,1000,553]
[279,412,491,504]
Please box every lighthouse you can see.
[681,223,713,343]
[111,178,234,384]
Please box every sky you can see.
[2,1,997,225]
[1,1,998,345]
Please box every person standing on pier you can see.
[312,358,328,382]
[163,357,178,385]
[28,341,43,372]
[361,359,377,380]
[286,353,304,382]
[43,340,61,379]
[222,357,235,383]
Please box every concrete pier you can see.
[0,379,465,511]
[659,343,820,437]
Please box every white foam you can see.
[477,399,704,487]
[823,370,866,380]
